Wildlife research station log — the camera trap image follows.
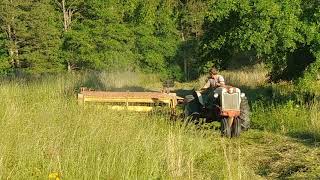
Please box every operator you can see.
[201,67,225,91]
[193,67,225,109]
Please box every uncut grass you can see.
[252,101,320,141]
[0,75,258,179]
[183,63,268,90]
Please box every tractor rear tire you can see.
[240,96,250,131]
[221,118,231,138]
[231,118,241,137]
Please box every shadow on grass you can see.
[287,131,320,147]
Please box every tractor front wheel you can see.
[221,118,231,138]
[231,118,241,137]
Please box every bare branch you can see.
[55,0,62,9]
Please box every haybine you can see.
[78,83,250,137]
[78,80,183,115]
[78,87,183,112]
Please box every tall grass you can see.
[0,71,319,179]
[252,101,320,140]
[0,74,259,179]
[221,64,268,88]
[189,63,267,90]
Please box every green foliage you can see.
[0,0,183,76]
[0,0,319,82]
[199,61,215,75]
[0,33,10,74]
[0,0,63,74]
[202,0,320,82]
[132,0,181,76]
[23,0,63,73]
[58,0,184,77]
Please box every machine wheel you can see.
[220,118,231,138]
[231,118,241,137]
[240,96,250,131]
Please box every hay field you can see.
[0,71,319,179]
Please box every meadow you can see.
[0,69,319,179]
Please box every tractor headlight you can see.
[214,93,219,98]
[240,93,245,98]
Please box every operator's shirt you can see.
[202,75,225,89]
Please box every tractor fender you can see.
[195,91,205,106]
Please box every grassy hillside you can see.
[0,71,319,179]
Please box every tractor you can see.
[184,86,250,137]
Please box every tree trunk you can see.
[6,24,19,68]
[61,0,74,71]
[61,0,73,32]
[14,40,19,68]
[9,48,14,67]
[62,0,68,32]
[67,62,71,72]
[7,24,14,67]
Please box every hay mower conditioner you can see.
[77,87,183,113]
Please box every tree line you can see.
[0,0,319,83]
